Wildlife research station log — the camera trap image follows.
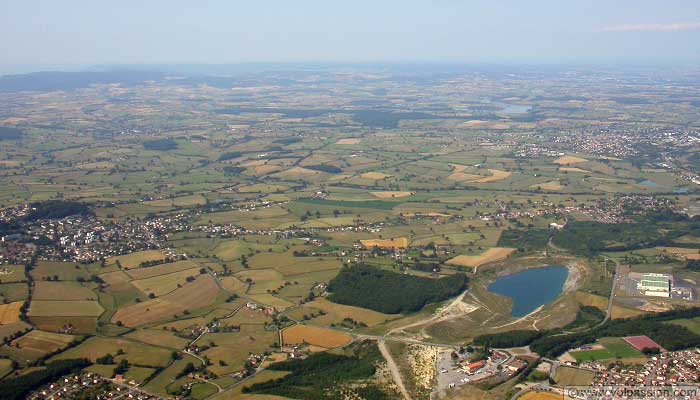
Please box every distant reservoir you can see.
[487,266,568,317]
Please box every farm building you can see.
[637,273,672,297]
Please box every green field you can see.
[570,338,642,361]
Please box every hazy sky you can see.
[2,0,700,71]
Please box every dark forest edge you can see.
[327,264,468,314]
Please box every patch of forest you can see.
[24,201,90,222]
[0,126,23,140]
[304,164,342,173]
[143,138,177,151]
[552,210,700,256]
[243,341,388,400]
[327,264,468,314]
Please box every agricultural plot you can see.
[2,330,76,362]
[131,267,202,296]
[52,336,174,367]
[469,169,512,183]
[30,261,98,281]
[30,316,98,334]
[360,237,409,249]
[281,324,352,349]
[0,301,23,324]
[111,274,221,327]
[125,259,200,280]
[569,338,642,361]
[553,155,588,165]
[446,247,516,270]
[553,365,596,386]
[0,321,31,343]
[0,265,26,283]
[0,283,29,302]
[299,298,398,327]
[143,354,204,396]
[371,191,414,199]
[32,281,97,301]
[124,328,190,349]
[28,300,104,317]
[197,325,278,375]
[107,250,167,269]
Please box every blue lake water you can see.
[487,266,568,317]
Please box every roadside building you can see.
[464,360,486,374]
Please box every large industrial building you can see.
[637,273,672,298]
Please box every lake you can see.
[487,266,568,317]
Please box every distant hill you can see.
[0,70,167,92]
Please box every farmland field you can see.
[553,366,596,386]
[28,300,104,317]
[0,301,23,323]
[111,274,221,327]
[446,247,516,270]
[281,324,352,349]
[570,338,642,361]
[1,61,699,400]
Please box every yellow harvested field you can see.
[146,195,207,208]
[336,138,361,145]
[611,305,646,320]
[107,250,166,269]
[470,169,511,183]
[553,155,588,165]
[252,164,283,175]
[360,237,409,249]
[445,247,516,269]
[247,294,294,310]
[447,172,482,182]
[360,171,390,180]
[99,271,132,286]
[0,301,23,323]
[559,167,589,173]
[534,181,563,191]
[464,119,488,125]
[282,324,352,349]
[13,330,75,354]
[371,191,414,199]
[273,167,323,179]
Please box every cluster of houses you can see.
[590,349,700,387]
[28,373,157,400]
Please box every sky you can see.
[1,0,700,72]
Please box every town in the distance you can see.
[0,63,699,400]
